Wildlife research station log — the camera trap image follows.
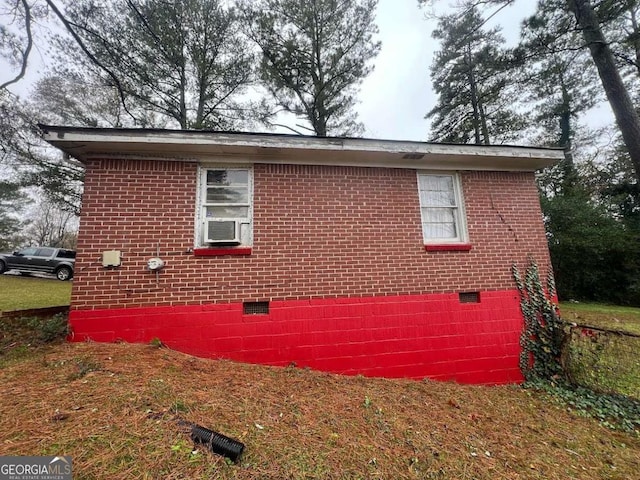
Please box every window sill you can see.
[194,247,252,256]
[424,243,472,252]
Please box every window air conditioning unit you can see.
[205,220,240,244]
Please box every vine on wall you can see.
[512,259,565,382]
[513,259,640,434]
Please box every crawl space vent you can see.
[243,301,270,315]
[458,292,480,304]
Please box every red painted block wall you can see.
[70,159,551,384]
[70,290,524,384]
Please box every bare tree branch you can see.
[0,0,33,91]
[43,0,138,123]
[265,122,306,135]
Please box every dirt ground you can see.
[1,341,638,479]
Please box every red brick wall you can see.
[72,160,550,310]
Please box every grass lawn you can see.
[560,302,640,335]
[0,321,639,479]
[559,302,640,400]
[565,328,640,399]
[0,274,71,312]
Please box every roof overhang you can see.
[39,125,564,172]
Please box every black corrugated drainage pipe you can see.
[190,424,245,463]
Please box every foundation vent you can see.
[458,292,480,304]
[243,301,270,315]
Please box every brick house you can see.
[41,126,562,384]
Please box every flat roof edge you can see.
[38,124,565,170]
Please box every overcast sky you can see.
[2,0,612,143]
[356,0,538,142]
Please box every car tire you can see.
[0,259,6,274]
[56,266,73,281]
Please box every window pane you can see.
[206,186,249,203]
[206,206,249,218]
[420,175,453,192]
[207,170,248,186]
[424,207,455,223]
[425,223,457,238]
[421,189,455,207]
[424,206,457,239]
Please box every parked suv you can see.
[0,247,76,281]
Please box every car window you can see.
[19,247,38,256]
[56,250,76,259]
[36,248,56,257]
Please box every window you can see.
[198,167,252,246]
[36,248,55,257]
[418,172,467,244]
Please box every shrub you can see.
[26,314,69,342]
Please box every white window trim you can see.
[417,171,468,244]
[196,165,253,247]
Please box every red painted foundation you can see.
[69,290,525,385]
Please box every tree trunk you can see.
[466,45,482,145]
[559,79,577,192]
[628,3,640,79]
[312,7,327,137]
[179,67,188,129]
[568,0,640,184]
[478,101,491,145]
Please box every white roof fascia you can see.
[40,126,564,171]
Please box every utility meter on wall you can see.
[147,257,165,271]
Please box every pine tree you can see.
[241,0,380,136]
[53,0,255,129]
[426,2,523,145]
[520,1,599,194]
[596,0,640,85]
[566,0,640,186]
